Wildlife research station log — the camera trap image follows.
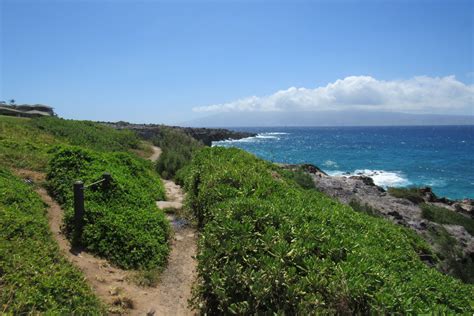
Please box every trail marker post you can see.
[73,173,112,245]
[102,172,112,190]
[73,180,85,245]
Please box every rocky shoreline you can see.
[283,163,474,283]
[103,121,256,146]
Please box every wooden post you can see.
[73,181,85,244]
[102,172,112,190]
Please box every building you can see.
[0,104,55,118]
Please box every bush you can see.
[387,187,425,204]
[278,166,315,190]
[47,145,169,269]
[426,225,474,284]
[185,147,474,314]
[421,203,474,236]
[0,168,103,314]
[153,127,202,179]
[349,199,381,218]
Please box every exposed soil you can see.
[148,146,162,162]
[17,145,197,315]
[157,180,184,210]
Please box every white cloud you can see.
[193,75,474,115]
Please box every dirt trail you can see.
[148,146,162,162]
[20,146,196,315]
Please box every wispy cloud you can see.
[193,75,474,114]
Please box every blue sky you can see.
[1,0,473,124]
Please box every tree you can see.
[9,99,15,105]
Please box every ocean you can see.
[213,126,474,200]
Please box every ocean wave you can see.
[265,132,289,135]
[213,132,281,145]
[255,135,279,139]
[323,160,339,168]
[327,169,411,188]
[424,179,447,188]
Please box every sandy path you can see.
[157,180,184,209]
[36,188,131,313]
[148,146,162,162]
[19,145,197,315]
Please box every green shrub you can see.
[426,225,474,284]
[47,145,169,269]
[153,127,202,179]
[0,168,103,314]
[421,203,474,236]
[185,147,474,314]
[349,199,381,218]
[278,167,315,190]
[387,187,425,204]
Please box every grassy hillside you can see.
[184,147,473,314]
[0,115,169,312]
[0,116,58,170]
[31,117,141,152]
[0,168,103,314]
[0,116,149,171]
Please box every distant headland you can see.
[102,121,256,146]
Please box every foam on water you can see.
[265,132,290,135]
[326,169,411,188]
[213,132,282,145]
[323,160,339,168]
[255,134,279,139]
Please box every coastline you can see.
[212,126,474,200]
[102,121,256,146]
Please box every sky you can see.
[1,0,473,124]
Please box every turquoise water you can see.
[213,126,474,200]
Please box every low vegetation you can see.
[31,117,141,152]
[184,147,473,314]
[0,168,103,314]
[421,203,474,236]
[278,166,315,190]
[0,116,58,170]
[153,127,203,179]
[47,145,169,269]
[387,187,426,204]
[0,116,145,171]
[426,224,474,284]
[130,268,163,287]
[349,199,381,218]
